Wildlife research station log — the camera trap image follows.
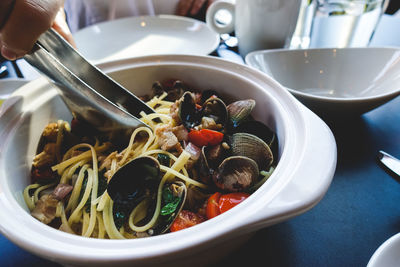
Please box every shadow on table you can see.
[210,222,296,267]
[316,96,400,178]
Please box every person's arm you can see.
[0,0,70,60]
[176,0,215,16]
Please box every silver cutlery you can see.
[378,150,400,177]
[0,65,8,78]
[24,28,155,134]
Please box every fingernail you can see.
[1,45,17,61]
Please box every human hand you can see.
[0,0,66,61]
[52,7,76,49]
[176,0,216,16]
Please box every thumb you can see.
[0,0,63,60]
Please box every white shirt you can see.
[65,0,180,32]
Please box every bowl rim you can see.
[245,47,400,103]
[0,54,336,264]
[367,232,400,267]
[0,78,30,98]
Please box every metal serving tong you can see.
[378,150,400,177]
[24,28,155,134]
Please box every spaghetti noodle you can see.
[24,81,277,239]
[24,92,206,239]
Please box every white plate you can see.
[0,78,29,105]
[368,233,400,267]
[73,15,220,64]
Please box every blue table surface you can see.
[1,15,400,267]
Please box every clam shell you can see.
[229,133,273,170]
[227,99,256,127]
[233,120,278,161]
[213,156,259,192]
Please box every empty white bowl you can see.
[245,47,400,117]
[0,55,336,266]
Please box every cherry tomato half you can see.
[218,192,250,213]
[206,192,222,219]
[170,210,206,232]
[188,129,224,147]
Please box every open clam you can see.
[229,132,273,171]
[226,99,256,128]
[196,132,274,192]
[233,120,278,159]
[213,156,259,192]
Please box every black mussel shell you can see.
[201,89,221,104]
[153,181,187,234]
[107,156,161,207]
[166,80,186,102]
[178,92,202,129]
[152,81,164,96]
[202,97,228,127]
[195,146,215,185]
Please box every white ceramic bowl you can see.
[245,47,400,117]
[0,78,29,102]
[367,232,400,267]
[0,55,336,266]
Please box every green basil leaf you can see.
[162,187,173,202]
[161,197,180,216]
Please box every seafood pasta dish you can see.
[24,80,277,239]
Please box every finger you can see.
[207,0,216,9]
[0,0,63,60]
[176,0,195,16]
[0,0,15,29]
[190,0,206,15]
[52,8,77,48]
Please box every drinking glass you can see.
[290,0,389,48]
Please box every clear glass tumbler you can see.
[290,0,389,48]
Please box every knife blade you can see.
[378,150,400,177]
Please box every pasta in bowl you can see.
[0,55,336,266]
[25,82,277,238]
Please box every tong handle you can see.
[24,29,152,132]
[36,28,155,116]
